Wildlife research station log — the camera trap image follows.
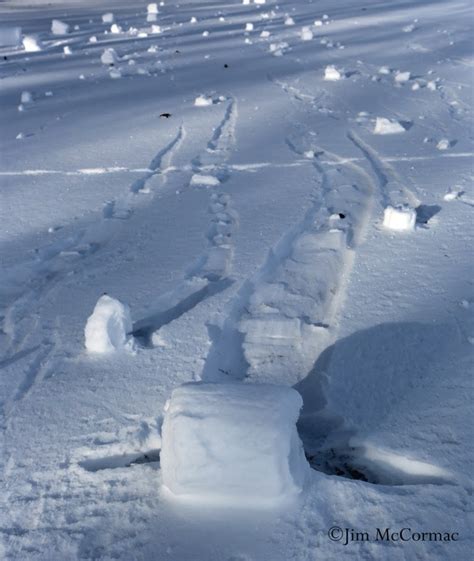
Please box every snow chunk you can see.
[374,117,405,135]
[23,34,42,52]
[383,206,416,231]
[63,46,72,55]
[436,138,450,151]
[245,23,254,31]
[102,13,114,24]
[51,19,69,35]
[147,3,159,14]
[194,95,213,107]
[285,16,295,26]
[300,27,313,41]
[84,294,132,353]
[190,174,220,187]
[161,382,309,506]
[314,20,323,27]
[254,0,266,4]
[101,48,118,65]
[395,71,411,83]
[324,65,341,81]
[21,91,33,104]
[0,27,21,47]
[110,23,122,34]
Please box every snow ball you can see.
[89,35,97,43]
[443,189,461,201]
[323,14,329,20]
[383,206,416,231]
[110,24,122,34]
[373,117,405,135]
[190,174,220,187]
[84,294,133,353]
[190,16,197,23]
[194,95,213,107]
[23,34,42,52]
[284,17,295,26]
[63,46,72,55]
[412,82,420,91]
[17,104,24,112]
[147,3,159,14]
[102,13,114,24]
[16,132,24,140]
[101,48,118,65]
[160,382,309,506]
[436,138,450,150]
[395,71,411,83]
[51,19,69,35]
[324,65,341,81]
[202,30,209,37]
[314,20,323,27]
[20,91,33,104]
[0,26,22,47]
[245,23,254,31]
[301,27,313,41]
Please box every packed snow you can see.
[0,0,472,559]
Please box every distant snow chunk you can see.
[151,25,161,34]
[245,23,254,31]
[110,23,122,34]
[147,13,158,22]
[260,30,270,38]
[243,0,250,4]
[395,71,411,83]
[324,65,341,81]
[378,66,391,75]
[374,117,405,135]
[190,16,197,23]
[109,68,122,79]
[202,30,210,37]
[161,382,309,506]
[194,95,213,107]
[284,16,295,26]
[254,0,266,4]
[403,24,416,33]
[89,35,97,43]
[300,27,313,41]
[436,138,450,150]
[0,26,21,47]
[63,46,72,55]
[51,19,69,35]
[20,91,32,103]
[427,81,437,91]
[269,42,288,56]
[147,3,159,14]
[23,34,42,52]
[102,13,114,24]
[383,206,416,231]
[190,174,220,187]
[84,294,133,353]
[101,48,118,65]
[314,20,323,27]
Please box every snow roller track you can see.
[202,133,376,384]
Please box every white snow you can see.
[0,26,21,47]
[245,23,254,31]
[160,382,309,505]
[300,27,313,41]
[20,91,32,104]
[190,174,220,186]
[147,3,159,14]
[63,46,72,55]
[373,116,406,134]
[383,205,417,231]
[194,95,213,107]
[324,65,341,81]
[395,70,411,83]
[22,34,42,52]
[437,138,450,150]
[101,48,118,65]
[84,294,133,353]
[110,23,122,34]
[51,19,69,35]
[284,16,295,26]
[101,13,114,24]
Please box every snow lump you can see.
[383,205,416,231]
[84,294,133,353]
[160,382,310,506]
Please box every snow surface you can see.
[161,382,309,505]
[0,0,473,559]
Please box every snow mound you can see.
[160,382,309,506]
[101,48,118,65]
[0,27,21,47]
[374,117,405,135]
[51,19,69,35]
[300,27,313,41]
[194,95,213,107]
[190,174,220,187]
[23,35,42,52]
[324,65,341,81]
[84,294,133,353]
[383,206,416,231]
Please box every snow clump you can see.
[84,294,133,353]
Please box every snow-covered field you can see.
[0,0,473,559]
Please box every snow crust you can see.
[161,382,309,505]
